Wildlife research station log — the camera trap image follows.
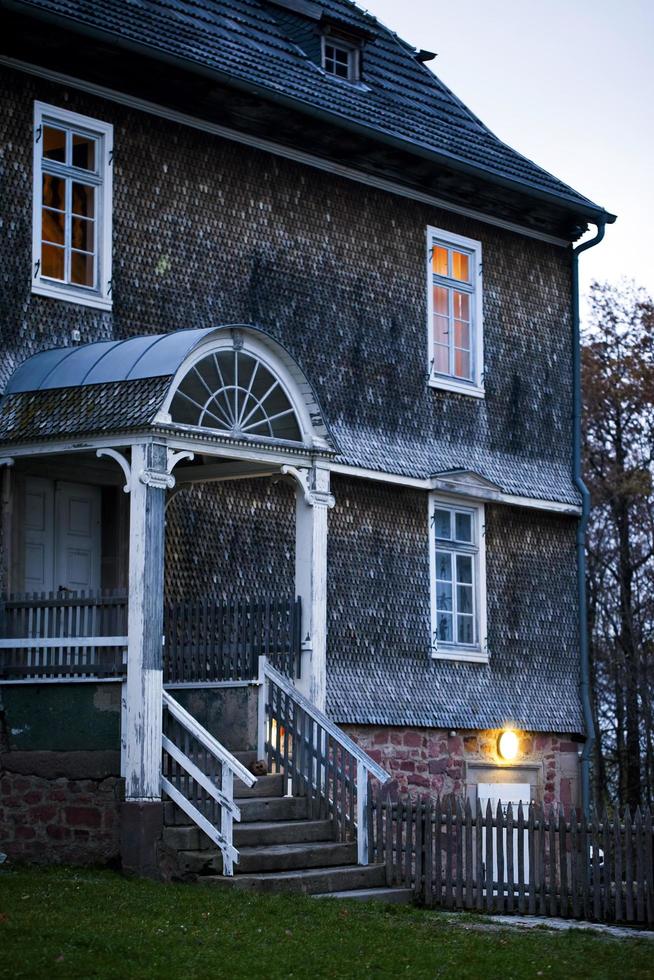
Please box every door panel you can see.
[23,477,55,592]
[55,482,101,592]
[478,782,532,884]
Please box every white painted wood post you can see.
[257,655,267,761]
[294,465,332,711]
[221,766,234,876]
[356,759,369,865]
[124,442,167,802]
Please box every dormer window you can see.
[322,36,360,81]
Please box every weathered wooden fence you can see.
[0,592,302,683]
[368,795,654,925]
[164,597,302,683]
[0,590,128,679]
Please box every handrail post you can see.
[221,767,234,876]
[357,759,368,865]
[257,655,268,761]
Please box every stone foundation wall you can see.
[344,726,581,809]
[0,751,123,865]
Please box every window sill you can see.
[32,281,112,312]
[428,376,485,399]
[431,649,489,664]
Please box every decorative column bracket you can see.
[281,464,335,509]
[97,446,194,493]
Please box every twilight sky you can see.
[363,0,654,304]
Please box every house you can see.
[0,0,615,890]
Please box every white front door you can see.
[23,477,55,592]
[54,482,101,592]
[478,782,532,884]
[22,479,101,593]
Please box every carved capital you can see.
[139,468,175,490]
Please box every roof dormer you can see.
[266,0,375,84]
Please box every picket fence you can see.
[368,794,654,925]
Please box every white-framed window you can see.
[321,36,360,81]
[428,494,488,662]
[427,226,484,397]
[32,102,113,310]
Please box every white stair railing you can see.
[161,690,256,875]
[258,657,390,864]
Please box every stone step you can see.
[312,887,413,904]
[234,773,284,798]
[163,817,332,851]
[237,795,309,823]
[175,848,224,876]
[163,824,213,852]
[233,818,333,847]
[200,863,387,895]
[237,841,356,874]
[163,793,309,830]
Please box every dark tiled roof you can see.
[0,377,172,442]
[14,0,611,220]
[333,428,581,506]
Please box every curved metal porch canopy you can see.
[2,325,334,452]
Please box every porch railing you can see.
[0,590,128,679]
[161,690,256,875]
[0,592,302,683]
[163,596,302,684]
[259,657,390,863]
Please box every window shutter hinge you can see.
[35,125,42,144]
[107,279,113,295]
[108,149,114,165]
[33,258,40,279]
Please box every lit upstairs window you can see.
[322,37,360,81]
[427,226,484,397]
[32,102,113,310]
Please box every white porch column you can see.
[124,441,168,803]
[291,464,334,711]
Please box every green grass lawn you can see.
[0,867,651,980]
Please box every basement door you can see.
[23,477,101,592]
[477,782,531,885]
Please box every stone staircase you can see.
[161,751,410,902]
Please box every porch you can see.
[0,325,390,887]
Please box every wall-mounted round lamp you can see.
[497,729,519,762]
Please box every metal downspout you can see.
[572,221,606,815]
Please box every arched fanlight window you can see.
[170,348,303,442]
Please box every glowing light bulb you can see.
[498,729,519,762]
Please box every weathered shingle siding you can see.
[0,67,575,501]
[326,476,582,733]
[164,478,296,602]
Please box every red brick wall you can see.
[344,726,581,808]
[0,752,122,865]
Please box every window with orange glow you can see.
[428,228,483,395]
[33,103,113,308]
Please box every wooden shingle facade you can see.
[0,0,614,883]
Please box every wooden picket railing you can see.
[0,592,301,683]
[0,590,128,679]
[163,596,302,683]
[260,658,390,861]
[161,690,256,875]
[368,794,654,925]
